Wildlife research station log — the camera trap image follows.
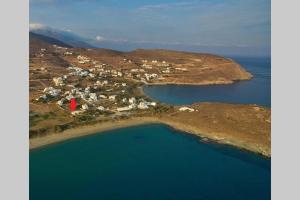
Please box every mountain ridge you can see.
[30,26,94,48]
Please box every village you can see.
[32,45,196,124]
[28,41,270,158]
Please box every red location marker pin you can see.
[70,98,77,111]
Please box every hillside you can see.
[28,33,269,157]
[30,32,72,50]
[29,32,253,86]
[30,26,94,48]
[69,48,253,85]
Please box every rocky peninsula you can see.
[29,33,270,157]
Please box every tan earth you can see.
[29,33,270,157]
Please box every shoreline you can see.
[29,117,159,150]
[144,77,253,86]
[146,81,234,86]
[30,116,270,157]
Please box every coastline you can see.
[29,117,159,150]
[30,116,270,157]
[29,58,268,157]
[30,75,270,157]
[144,77,253,86]
[146,80,234,86]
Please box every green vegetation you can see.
[54,123,72,133]
[153,104,174,113]
[29,112,56,128]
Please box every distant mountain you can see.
[29,32,72,48]
[93,40,270,57]
[30,25,94,48]
[29,24,270,57]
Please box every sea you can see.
[30,124,271,200]
[30,56,271,200]
[144,57,271,107]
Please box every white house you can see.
[131,69,139,72]
[56,99,64,106]
[44,87,61,97]
[80,71,89,77]
[117,106,133,112]
[65,94,74,100]
[103,80,108,85]
[109,95,117,101]
[145,73,158,81]
[36,94,47,101]
[64,52,73,55]
[99,94,107,99]
[77,55,90,63]
[146,102,157,106]
[138,102,149,109]
[179,107,195,112]
[53,77,65,86]
[71,110,84,116]
[175,67,188,72]
[129,97,136,104]
[81,104,89,110]
[89,93,98,101]
[89,73,95,78]
[97,106,105,111]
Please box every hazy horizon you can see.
[30,0,271,57]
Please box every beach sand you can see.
[30,111,271,157]
[29,117,159,150]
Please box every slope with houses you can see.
[29,33,270,157]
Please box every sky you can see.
[30,0,271,56]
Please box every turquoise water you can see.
[30,124,271,200]
[144,57,271,107]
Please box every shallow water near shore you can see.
[30,124,270,200]
[144,56,271,107]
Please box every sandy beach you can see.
[146,80,236,86]
[30,112,271,157]
[29,117,160,150]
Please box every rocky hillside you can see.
[30,33,253,85]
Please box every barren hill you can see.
[29,34,268,156]
[30,33,253,85]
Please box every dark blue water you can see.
[144,57,271,107]
[30,124,271,200]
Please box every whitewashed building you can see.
[179,107,195,112]
[81,104,89,110]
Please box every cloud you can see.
[121,39,249,48]
[95,35,130,43]
[95,35,105,41]
[29,23,47,30]
[30,0,270,54]
[30,0,98,5]
[138,1,196,11]
[30,0,56,4]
